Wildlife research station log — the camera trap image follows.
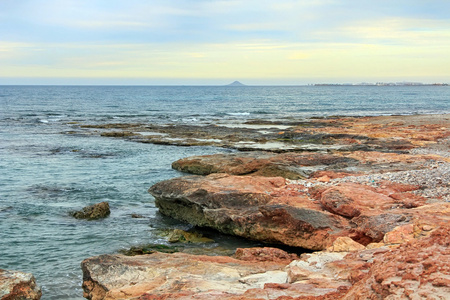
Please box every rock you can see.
[81,227,450,299]
[320,183,396,218]
[327,237,366,252]
[0,269,42,300]
[81,252,289,300]
[383,224,415,245]
[166,229,214,244]
[234,247,298,263]
[172,151,359,179]
[71,202,110,220]
[149,174,351,250]
[343,227,450,299]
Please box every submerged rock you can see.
[71,201,110,220]
[0,269,42,300]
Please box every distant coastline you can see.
[313,82,448,86]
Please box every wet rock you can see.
[71,202,110,220]
[119,244,179,256]
[166,229,214,244]
[0,269,42,300]
[149,174,351,250]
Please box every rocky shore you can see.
[78,114,449,299]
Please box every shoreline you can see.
[2,113,449,299]
[81,113,449,299]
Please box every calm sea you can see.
[0,85,449,299]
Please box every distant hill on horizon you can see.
[226,81,246,86]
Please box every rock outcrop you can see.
[81,250,292,300]
[172,151,359,179]
[149,174,352,250]
[149,171,449,250]
[0,269,41,300]
[81,114,450,299]
[81,226,450,299]
[72,202,110,220]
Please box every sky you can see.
[1,0,450,85]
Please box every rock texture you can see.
[81,227,450,299]
[81,250,291,300]
[149,174,352,250]
[72,202,110,220]
[82,114,450,299]
[75,114,450,152]
[172,151,359,179]
[149,172,449,250]
[343,227,450,299]
[0,269,41,300]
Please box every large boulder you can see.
[0,269,42,300]
[149,174,352,250]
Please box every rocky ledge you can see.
[81,228,449,299]
[82,114,450,299]
[0,269,42,300]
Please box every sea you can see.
[0,85,449,299]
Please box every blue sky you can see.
[1,0,449,85]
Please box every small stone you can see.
[422,225,433,231]
[327,237,365,252]
[383,224,414,245]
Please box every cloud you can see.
[1,0,449,83]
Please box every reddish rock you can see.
[376,180,421,193]
[149,174,352,250]
[343,227,450,299]
[0,269,42,300]
[234,247,298,263]
[320,183,396,218]
[81,251,291,300]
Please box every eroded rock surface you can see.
[149,171,449,250]
[81,226,450,299]
[172,151,359,179]
[149,174,352,250]
[0,269,42,300]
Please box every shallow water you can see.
[0,85,449,299]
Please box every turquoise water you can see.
[0,85,449,299]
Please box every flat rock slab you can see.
[76,114,450,152]
[81,251,290,300]
[149,174,352,250]
[172,151,359,179]
[0,269,41,300]
[149,172,450,250]
[81,227,450,299]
